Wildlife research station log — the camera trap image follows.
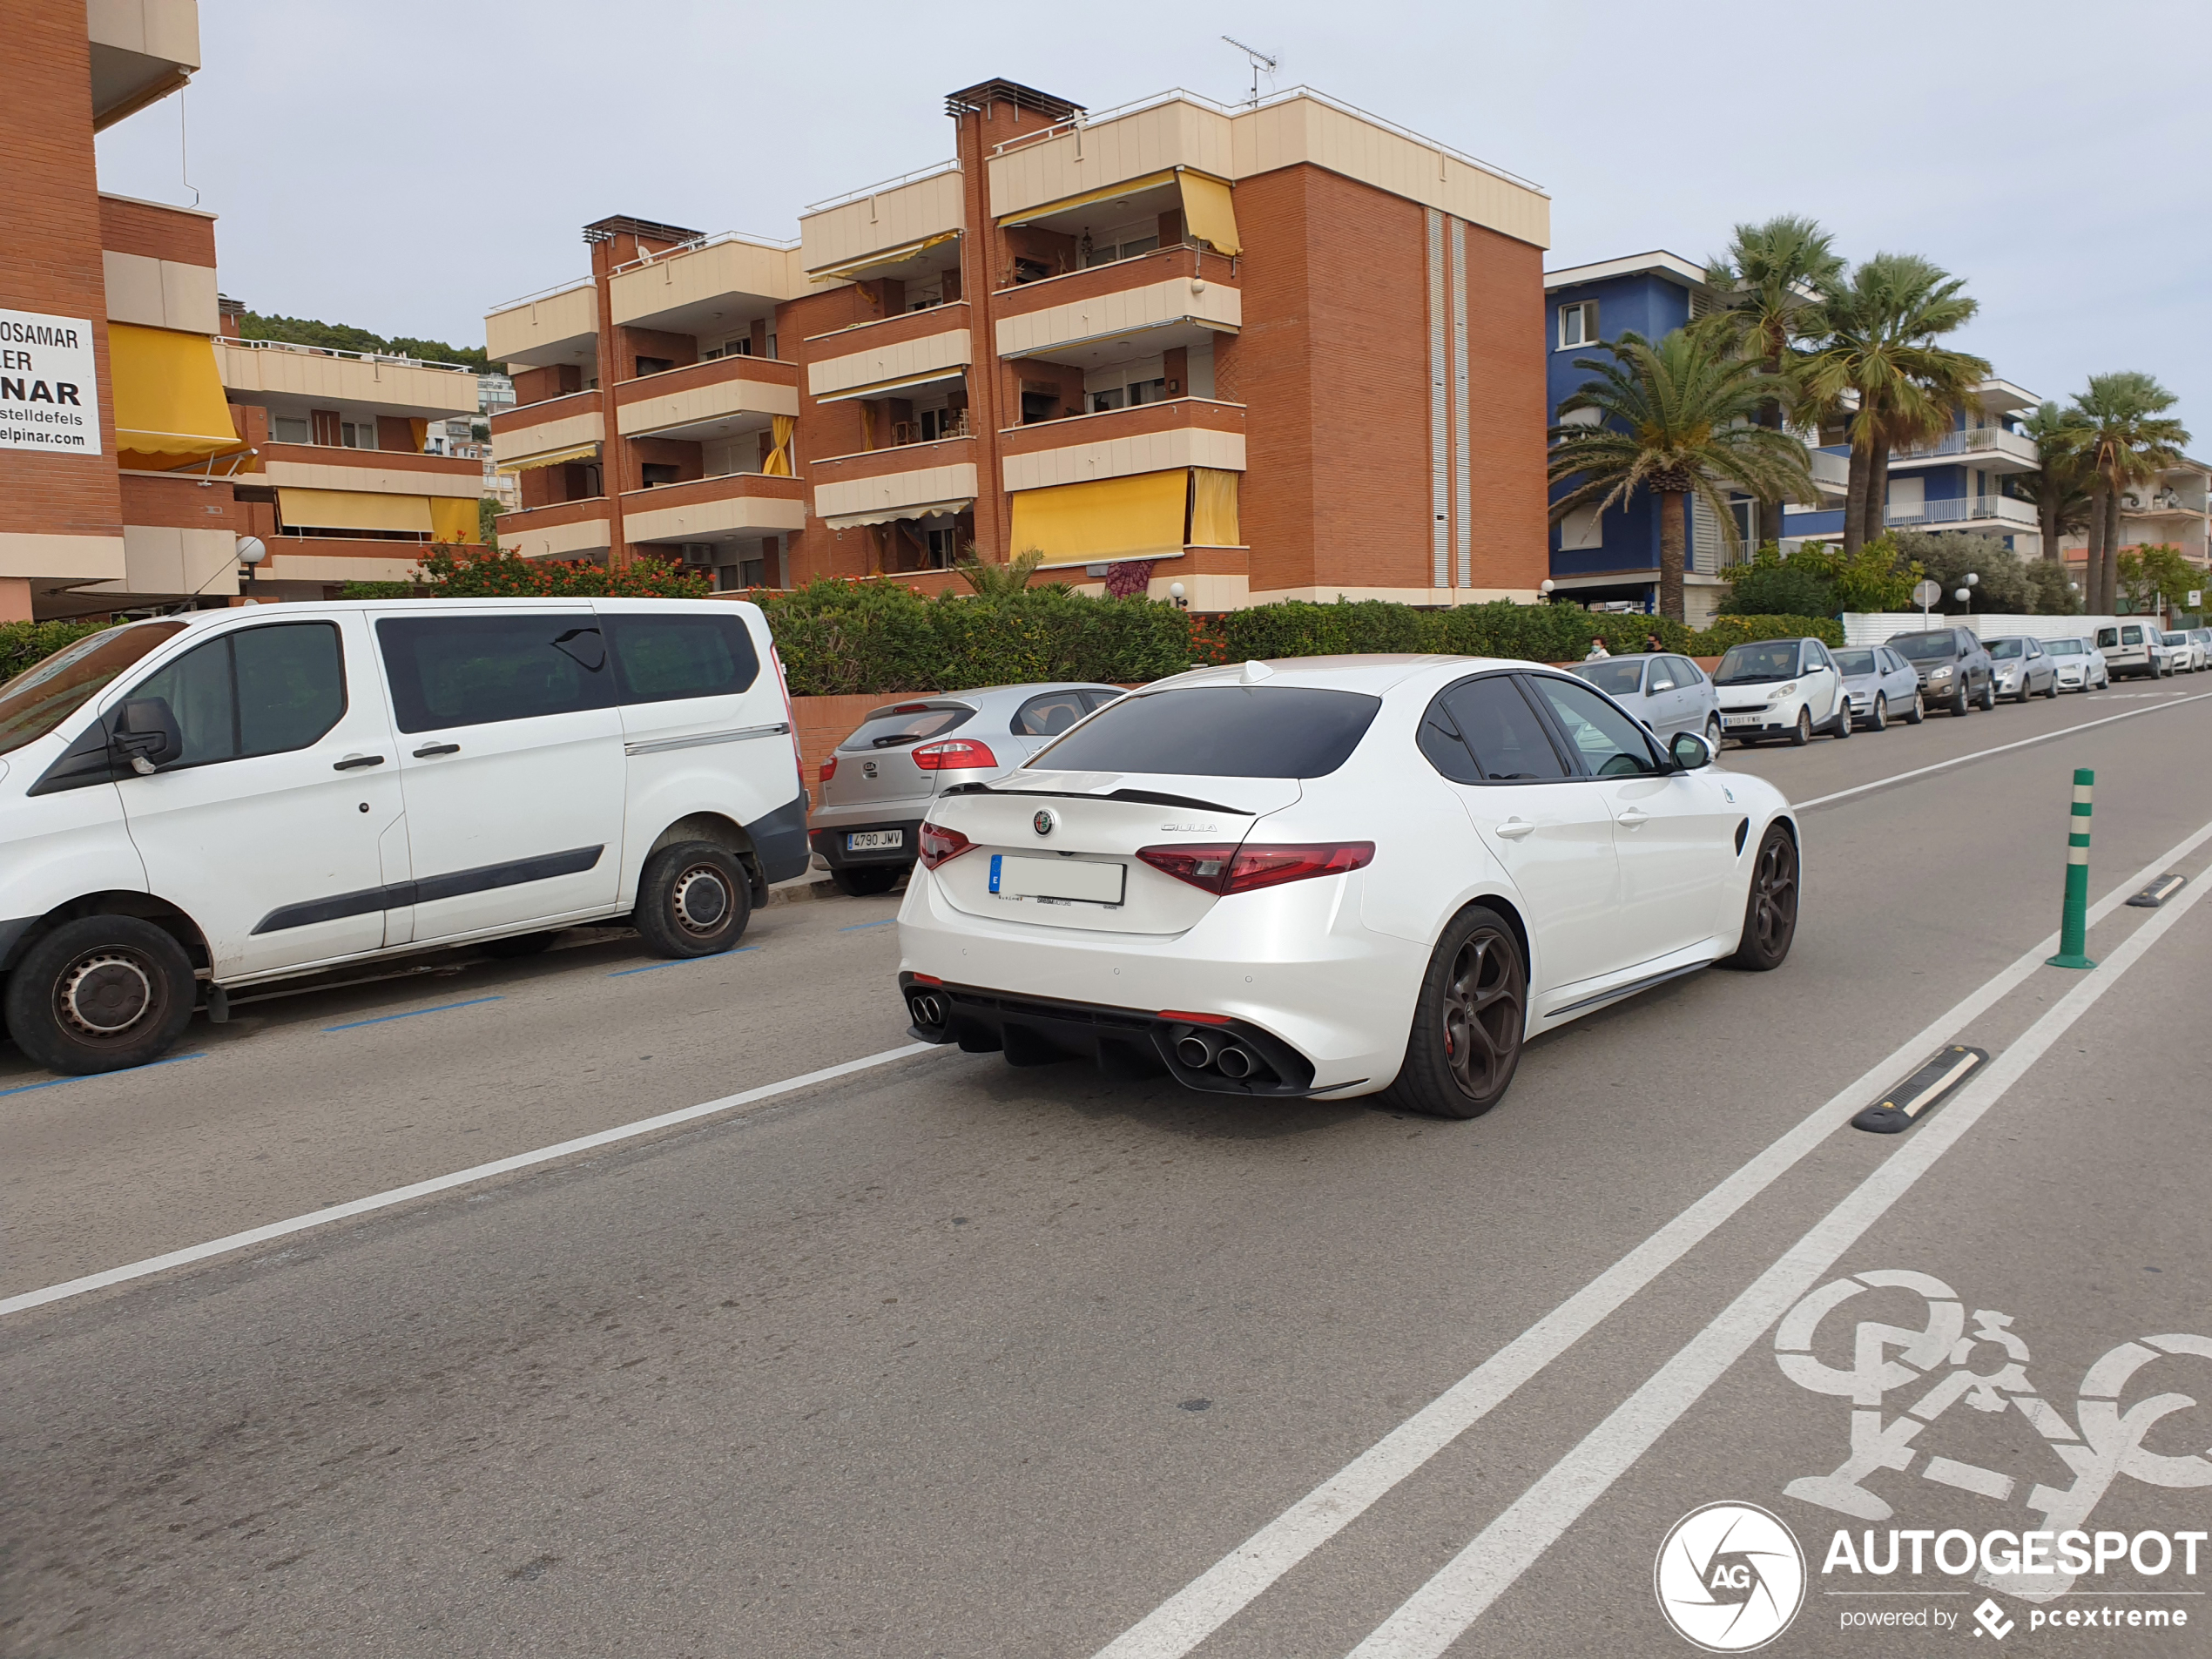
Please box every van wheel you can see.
[1717,824,1799,972]
[633,842,752,958]
[1379,905,1526,1120]
[831,865,902,898]
[1,916,196,1076]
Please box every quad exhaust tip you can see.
[1175,1028,1262,1080]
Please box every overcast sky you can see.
[96,0,2206,442]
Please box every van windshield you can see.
[0,622,186,758]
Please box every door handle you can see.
[1616,806,1650,827]
[333,753,386,771]
[1494,817,1534,840]
[412,742,461,758]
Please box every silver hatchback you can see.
[1566,652,1722,745]
[1834,644,1924,729]
[807,682,1124,894]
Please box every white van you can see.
[2093,621,2164,680]
[0,598,807,1075]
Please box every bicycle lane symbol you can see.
[1771,1268,2212,1601]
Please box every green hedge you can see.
[1,619,114,685]
[1209,600,1838,662]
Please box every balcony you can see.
[999,397,1245,491]
[799,162,965,287]
[496,497,613,563]
[1805,448,1849,495]
[806,307,973,403]
[249,442,482,498]
[811,439,979,529]
[1885,495,2039,530]
[1889,427,2040,473]
[484,280,598,369]
[217,338,479,419]
[490,388,604,472]
[89,0,199,130]
[619,472,807,547]
[993,251,1239,368]
[614,354,799,442]
[609,232,802,335]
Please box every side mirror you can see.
[111,697,183,774]
[1670,730,1716,771]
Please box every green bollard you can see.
[2046,767,2097,970]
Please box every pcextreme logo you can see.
[1656,1501,1808,1652]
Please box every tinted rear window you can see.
[1031,685,1381,778]
[840,705,973,752]
[1833,650,1876,676]
[604,612,759,704]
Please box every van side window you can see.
[2121,625,2142,644]
[131,623,346,765]
[376,615,611,732]
[2096,628,2117,647]
[602,613,761,705]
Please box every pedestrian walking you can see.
[1585,637,1610,660]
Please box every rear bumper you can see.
[745,791,813,887]
[810,818,922,868]
[898,974,1319,1096]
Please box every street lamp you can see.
[1168,581,1188,610]
[237,535,266,601]
[1539,578,1555,601]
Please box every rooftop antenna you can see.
[1222,35,1278,106]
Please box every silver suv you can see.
[808,683,1123,894]
[1885,626,1995,716]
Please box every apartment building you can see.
[485,79,1552,607]
[1,1,483,622]
[2059,457,2211,576]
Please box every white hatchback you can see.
[896,657,1799,1119]
[0,599,806,1075]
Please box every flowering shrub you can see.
[414,544,710,598]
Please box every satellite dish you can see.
[236,535,267,566]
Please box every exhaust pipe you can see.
[1216,1044,1256,1080]
[908,992,945,1027]
[1176,1032,1220,1070]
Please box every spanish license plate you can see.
[846,830,903,852]
[1722,713,1762,729]
[988,853,1125,906]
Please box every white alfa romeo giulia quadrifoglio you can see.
[894,656,1799,1119]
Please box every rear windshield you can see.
[1029,685,1382,778]
[1988,638,2023,659]
[840,705,973,752]
[1714,642,1802,683]
[1833,650,1876,676]
[1891,632,1961,661]
[0,621,186,758]
[1571,660,1644,697]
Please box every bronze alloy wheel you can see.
[1383,905,1527,1119]
[1721,824,1800,971]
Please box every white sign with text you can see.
[1,308,102,455]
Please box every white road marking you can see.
[1090,816,2212,1659]
[1341,851,2212,1658]
[1791,690,2212,811]
[0,1042,944,1319]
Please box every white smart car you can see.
[895,657,1798,1119]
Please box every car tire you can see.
[1978,679,1997,711]
[2042,678,2059,699]
[1949,683,1970,716]
[632,841,752,958]
[1378,904,1526,1121]
[1869,694,1888,732]
[1705,712,1723,751]
[1905,691,1925,725]
[831,865,902,898]
[1790,707,1812,746]
[1832,698,1851,738]
[482,930,559,959]
[1,915,197,1076]
[1716,824,1799,973]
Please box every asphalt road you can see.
[5,679,2211,1658]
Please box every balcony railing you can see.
[224,335,477,376]
[890,410,972,447]
[1892,428,2040,467]
[1886,495,2039,529]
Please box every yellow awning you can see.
[428,496,482,543]
[496,440,598,475]
[108,322,240,459]
[997,170,1178,229]
[1009,469,1188,562]
[807,230,961,286]
[277,488,434,534]
[1177,172,1241,256]
[813,368,968,404]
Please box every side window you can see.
[376,614,611,733]
[602,612,760,705]
[1667,655,1703,685]
[1647,662,1676,691]
[1081,688,1124,712]
[1524,674,1661,778]
[1012,690,1091,738]
[2096,628,2118,648]
[1421,676,1568,784]
[130,623,345,766]
[2121,625,2143,645]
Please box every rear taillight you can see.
[913,738,998,771]
[1138,841,1375,896]
[819,753,838,786]
[917,821,974,870]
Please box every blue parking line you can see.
[0,1050,205,1099]
[323,995,503,1033]
[837,919,897,932]
[605,947,762,977]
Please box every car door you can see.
[1521,672,1742,963]
[111,613,408,980]
[1666,656,1712,735]
[1419,672,1624,992]
[373,608,626,944]
[1640,658,1687,735]
[1802,640,1845,723]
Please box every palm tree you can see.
[1798,254,1990,552]
[2017,401,2094,567]
[1698,215,1844,543]
[2067,373,2190,615]
[1548,328,1816,622]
